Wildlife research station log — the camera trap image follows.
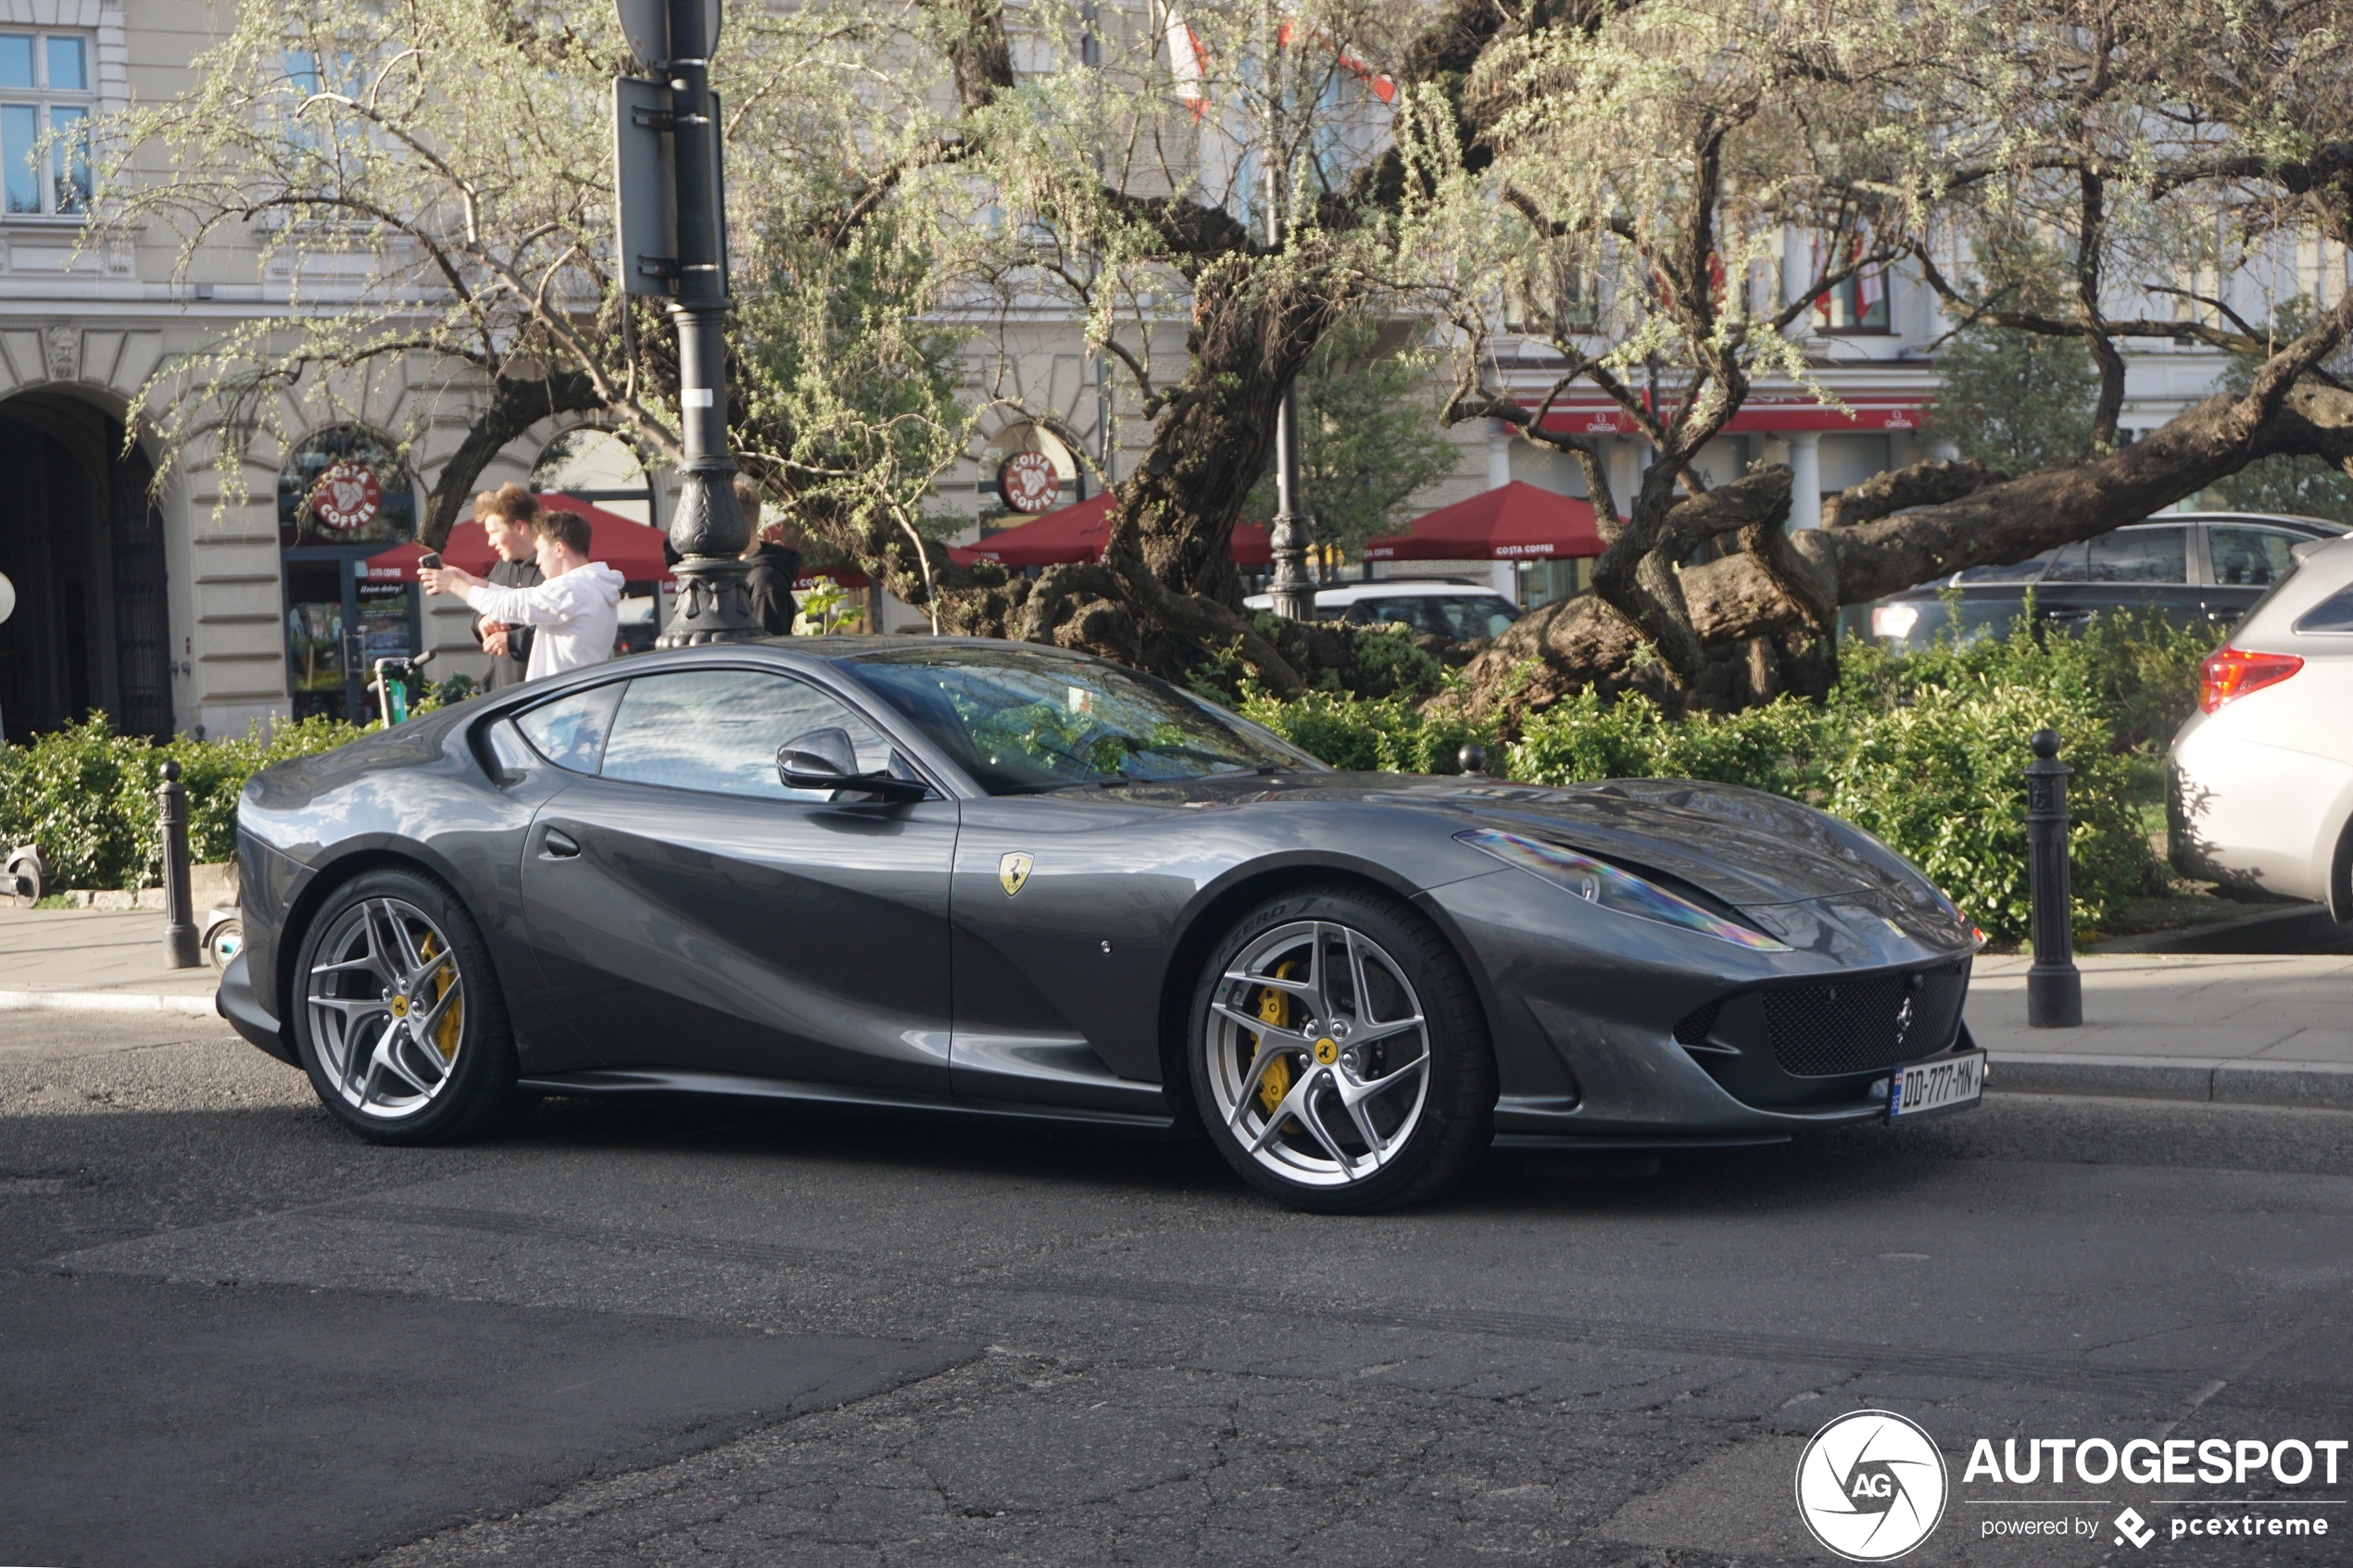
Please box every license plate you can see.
[1889,1051,1984,1118]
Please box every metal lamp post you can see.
[616,0,759,646]
[1260,57,1315,623]
[1265,386,1315,621]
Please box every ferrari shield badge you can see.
[999,852,1034,897]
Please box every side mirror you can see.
[775,743,929,804]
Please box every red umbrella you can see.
[363,495,673,583]
[949,493,1274,567]
[1362,482,1604,561]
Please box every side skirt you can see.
[515,1068,1183,1138]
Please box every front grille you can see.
[1763,967,1968,1077]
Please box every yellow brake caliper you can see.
[418,934,462,1062]
[1253,960,1298,1116]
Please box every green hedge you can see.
[0,713,365,891]
[1246,614,2204,941]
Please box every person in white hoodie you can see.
[420,508,626,681]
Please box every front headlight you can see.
[1456,827,1791,951]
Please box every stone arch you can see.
[0,380,172,740]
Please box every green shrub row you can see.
[0,713,366,891]
[1245,613,2208,941]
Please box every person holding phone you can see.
[466,485,544,690]
[422,505,623,680]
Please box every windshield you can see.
[840,646,1325,794]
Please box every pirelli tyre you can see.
[290,867,527,1145]
[1189,884,1495,1213]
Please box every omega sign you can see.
[998,451,1061,513]
[308,461,384,534]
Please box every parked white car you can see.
[1241,579,1523,640]
[2170,533,2353,916]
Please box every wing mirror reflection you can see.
[775,732,930,804]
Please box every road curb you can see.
[1989,1051,2353,1110]
[0,988,219,1019]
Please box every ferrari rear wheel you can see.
[1190,885,1494,1212]
[292,867,524,1146]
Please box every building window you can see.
[0,31,92,217]
[1814,259,1891,332]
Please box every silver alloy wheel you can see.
[305,897,467,1119]
[1204,919,1432,1189]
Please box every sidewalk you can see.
[0,907,222,1017]
[1969,949,2353,1109]
[2,906,2347,1109]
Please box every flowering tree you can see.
[1433,0,2353,721]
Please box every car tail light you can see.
[2198,646,2303,714]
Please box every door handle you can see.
[540,828,580,859]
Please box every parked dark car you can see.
[1844,512,2347,652]
[217,639,1987,1212]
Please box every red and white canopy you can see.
[1363,482,1605,562]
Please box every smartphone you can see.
[417,551,442,571]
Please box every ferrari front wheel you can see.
[1190,885,1494,1213]
[291,867,524,1146]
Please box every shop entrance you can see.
[279,426,422,724]
[0,392,170,743]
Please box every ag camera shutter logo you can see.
[1794,1410,1949,1561]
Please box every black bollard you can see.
[1458,742,1490,780]
[2024,728,2082,1027]
[158,759,199,969]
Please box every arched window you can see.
[276,424,418,546]
[978,423,1078,530]
[530,427,655,525]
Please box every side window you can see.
[1434,597,1520,639]
[2039,541,2091,582]
[2293,584,2353,635]
[515,681,626,774]
[2085,527,2187,583]
[598,670,893,799]
[2209,527,2299,588]
[1365,599,1423,629]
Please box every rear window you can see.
[2209,526,2299,588]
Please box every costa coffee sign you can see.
[308,460,384,533]
[998,451,1061,514]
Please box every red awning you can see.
[1362,482,1605,562]
[949,492,1273,567]
[363,495,673,584]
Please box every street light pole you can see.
[1262,68,1315,623]
[652,0,758,646]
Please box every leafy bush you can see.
[0,713,364,891]
[1249,615,2184,941]
[1239,688,1496,775]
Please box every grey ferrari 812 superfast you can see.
[219,637,1985,1211]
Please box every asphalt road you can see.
[5,1012,2351,1567]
